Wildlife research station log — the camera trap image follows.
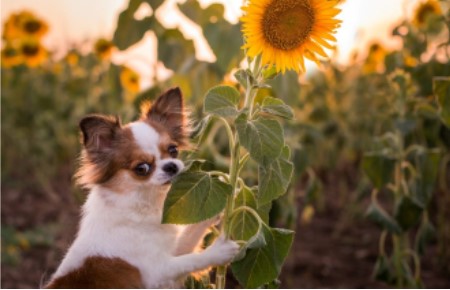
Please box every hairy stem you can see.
[215,62,258,288]
[215,126,240,289]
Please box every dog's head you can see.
[76,87,188,192]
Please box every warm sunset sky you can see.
[1,0,420,83]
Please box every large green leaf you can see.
[373,255,394,284]
[204,85,241,118]
[434,77,450,127]
[231,187,271,240]
[231,187,260,241]
[366,201,402,234]
[162,171,230,224]
[258,146,294,206]
[203,21,242,73]
[394,196,423,231]
[415,218,436,255]
[236,114,284,164]
[231,227,294,288]
[113,0,163,50]
[178,0,242,74]
[411,149,441,206]
[260,96,294,120]
[362,153,396,189]
[157,29,195,71]
[178,0,224,26]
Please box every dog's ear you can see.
[144,87,186,143]
[79,115,121,151]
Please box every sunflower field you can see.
[1,0,450,288]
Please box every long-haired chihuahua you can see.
[45,88,239,288]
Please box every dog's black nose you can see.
[162,162,179,176]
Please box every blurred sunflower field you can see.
[1,0,450,288]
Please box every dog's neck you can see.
[82,184,170,226]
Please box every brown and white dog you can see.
[45,88,239,288]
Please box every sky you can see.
[1,0,417,84]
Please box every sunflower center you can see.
[417,4,437,24]
[129,76,138,84]
[22,44,39,56]
[24,20,42,33]
[262,0,315,50]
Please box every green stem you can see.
[216,58,259,288]
[379,231,388,256]
[209,171,230,182]
[216,126,240,289]
[403,249,421,281]
[393,234,404,288]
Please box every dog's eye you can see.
[168,145,178,158]
[134,163,152,176]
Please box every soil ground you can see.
[1,166,449,288]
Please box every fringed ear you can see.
[79,114,121,151]
[143,87,187,144]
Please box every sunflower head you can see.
[18,11,49,39]
[65,50,79,66]
[2,11,48,41]
[363,42,387,74]
[120,66,141,95]
[94,38,115,61]
[241,0,341,73]
[1,44,23,68]
[19,39,48,67]
[412,0,442,28]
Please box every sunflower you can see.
[412,0,442,28]
[241,0,342,73]
[65,50,79,66]
[19,39,48,67]
[94,38,115,60]
[2,11,48,41]
[1,44,23,68]
[363,42,387,73]
[17,11,49,39]
[2,13,22,41]
[120,66,141,95]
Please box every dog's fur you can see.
[45,88,239,288]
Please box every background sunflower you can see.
[19,39,48,67]
[412,0,442,28]
[120,66,141,94]
[1,45,23,68]
[94,38,115,60]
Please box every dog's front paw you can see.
[204,235,240,266]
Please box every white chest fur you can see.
[53,185,184,288]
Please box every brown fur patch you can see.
[45,256,143,289]
[76,124,156,189]
[141,87,189,147]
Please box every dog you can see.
[45,87,239,288]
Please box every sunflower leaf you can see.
[258,146,294,206]
[204,85,241,118]
[162,170,230,224]
[260,96,294,120]
[362,153,396,189]
[231,226,294,289]
[113,0,162,50]
[231,187,260,241]
[236,114,284,164]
